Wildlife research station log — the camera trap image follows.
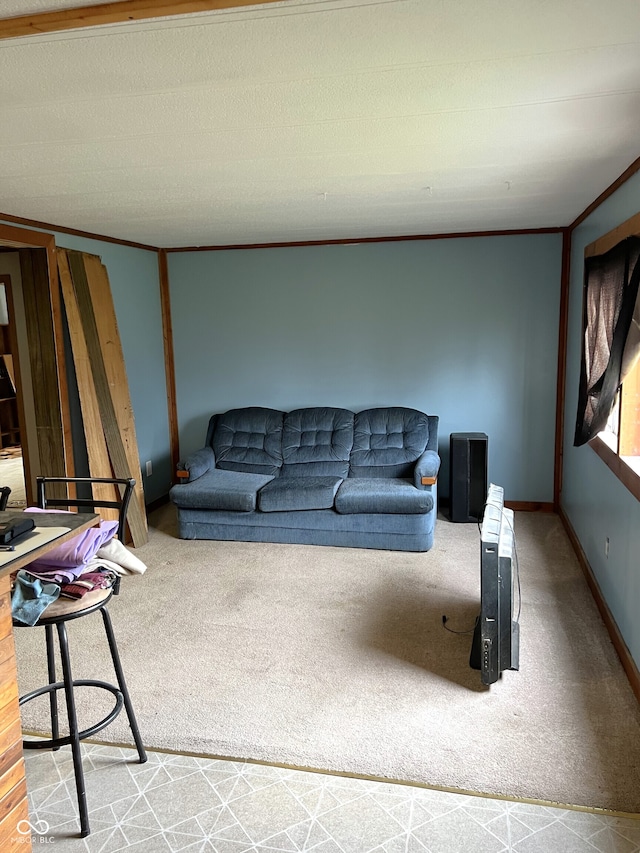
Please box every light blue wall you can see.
[562,172,640,670]
[168,233,562,502]
[0,221,170,504]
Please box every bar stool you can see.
[15,476,147,837]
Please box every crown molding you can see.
[0,0,285,40]
[166,227,565,253]
[0,211,158,252]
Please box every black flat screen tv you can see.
[469,483,520,685]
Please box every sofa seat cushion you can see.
[335,478,434,514]
[258,476,343,512]
[170,469,274,512]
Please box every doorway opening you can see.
[0,224,69,509]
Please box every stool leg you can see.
[45,625,60,751]
[56,621,90,838]
[100,607,147,764]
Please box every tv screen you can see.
[469,483,520,685]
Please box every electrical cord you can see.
[441,614,476,634]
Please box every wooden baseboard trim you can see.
[504,501,554,512]
[558,507,640,705]
[438,499,553,513]
[145,493,170,514]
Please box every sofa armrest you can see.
[176,447,215,483]
[414,450,441,489]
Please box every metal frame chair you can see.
[15,476,147,837]
[0,485,11,511]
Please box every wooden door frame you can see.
[0,223,72,503]
[0,271,32,492]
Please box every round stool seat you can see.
[37,587,113,622]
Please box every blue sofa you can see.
[169,406,440,551]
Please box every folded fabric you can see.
[24,508,118,572]
[26,540,148,585]
[96,537,147,575]
[11,570,61,626]
[60,569,116,600]
[25,565,90,585]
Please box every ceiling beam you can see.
[0,0,288,40]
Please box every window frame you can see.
[584,211,640,502]
[589,435,640,501]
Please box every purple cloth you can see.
[24,508,118,577]
[27,567,86,585]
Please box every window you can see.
[599,356,640,475]
[575,214,640,500]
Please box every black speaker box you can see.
[449,432,488,522]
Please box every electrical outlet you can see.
[145,460,152,477]
[605,537,610,558]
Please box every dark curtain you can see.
[574,235,640,446]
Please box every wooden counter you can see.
[0,512,97,851]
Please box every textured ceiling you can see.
[1,0,640,248]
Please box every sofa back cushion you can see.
[281,407,354,477]
[350,407,429,478]
[213,407,284,475]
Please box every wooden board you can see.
[18,248,67,499]
[66,251,148,546]
[57,250,120,520]
[82,254,148,539]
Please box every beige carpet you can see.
[0,447,26,507]
[14,506,640,814]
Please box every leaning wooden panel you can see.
[66,252,148,546]
[82,254,148,538]
[18,248,67,500]
[57,250,120,520]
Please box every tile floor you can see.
[21,743,640,853]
